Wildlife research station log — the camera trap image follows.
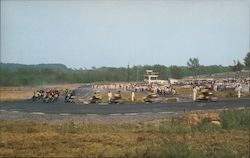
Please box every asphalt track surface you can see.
[0,98,249,115]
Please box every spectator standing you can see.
[193,86,197,101]
[237,84,242,98]
[131,91,135,102]
[108,91,112,103]
[172,88,176,95]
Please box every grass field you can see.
[0,109,249,157]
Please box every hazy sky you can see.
[1,0,249,68]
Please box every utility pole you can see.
[127,63,130,83]
[136,66,139,82]
[134,39,138,82]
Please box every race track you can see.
[0,98,249,115]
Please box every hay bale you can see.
[185,112,221,125]
[186,113,201,125]
[211,120,221,126]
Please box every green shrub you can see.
[159,118,191,134]
[159,124,191,135]
[220,109,250,129]
[192,118,220,133]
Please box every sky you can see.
[1,0,250,69]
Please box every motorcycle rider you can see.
[65,89,74,102]
[114,91,121,99]
[109,91,122,104]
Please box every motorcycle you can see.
[89,91,102,104]
[196,89,218,102]
[32,90,45,101]
[143,94,161,103]
[43,90,60,103]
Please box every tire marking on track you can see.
[60,113,71,116]
[109,113,122,116]
[141,112,153,115]
[82,89,93,98]
[87,114,97,116]
[197,103,206,107]
[99,103,108,105]
[124,113,138,116]
[158,111,173,114]
[11,110,19,113]
[31,112,45,115]
[0,109,6,112]
[216,108,227,111]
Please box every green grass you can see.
[220,109,250,130]
[159,117,191,135]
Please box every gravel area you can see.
[0,110,179,124]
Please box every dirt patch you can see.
[184,112,221,125]
[0,89,33,101]
[0,84,82,102]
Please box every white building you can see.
[169,78,179,84]
[144,70,169,85]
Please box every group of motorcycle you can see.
[32,89,122,104]
[89,91,123,104]
[32,87,218,104]
[32,89,76,103]
[32,89,60,103]
[143,87,218,103]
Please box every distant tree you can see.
[231,60,244,72]
[187,58,200,76]
[244,52,250,69]
[170,65,182,79]
[152,64,169,79]
[127,64,130,82]
[0,63,234,86]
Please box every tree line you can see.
[1,52,249,86]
